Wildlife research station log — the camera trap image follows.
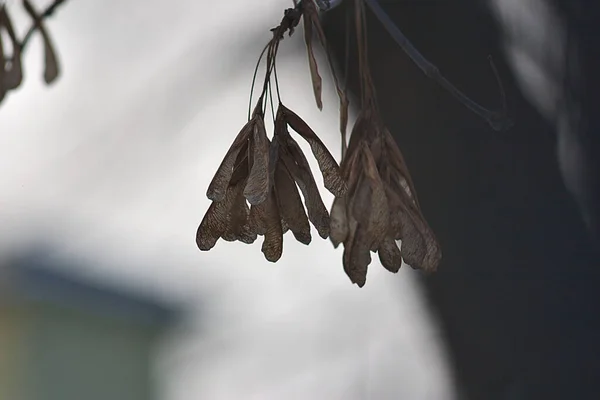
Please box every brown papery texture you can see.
[331,110,441,287]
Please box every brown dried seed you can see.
[244,117,270,205]
[342,219,371,288]
[357,141,389,251]
[302,5,323,111]
[281,105,347,197]
[222,170,257,245]
[279,140,330,239]
[329,196,347,248]
[207,122,253,202]
[385,187,440,272]
[378,236,403,273]
[342,112,369,170]
[248,203,267,236]
[274,160,311,245]
[255,189,284,262]
[196,200,228,251]
[198,159,250,250]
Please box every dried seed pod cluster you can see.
[196,0,442,287]
[197,98,347,262]
[330,110,441,287]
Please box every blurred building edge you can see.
[0,251,181,400]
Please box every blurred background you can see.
[0,1,456,399]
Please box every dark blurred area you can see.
[323,1,600,399]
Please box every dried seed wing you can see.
[275,160,311,245]
[223,193,256,244]
[378,236,402,273]
[222,186,246,242]
[248,203,267,236]
[303,13,322,110]
[0,7,22,89]
[385,187,441,272]
[257,190,284,262]
[281,218,290,234]
[339,92,349,157]
[307,11,349,156]
[359,142,390,250]
[343,112,368,170]
[244,118,270,205]
[198,158,253,249]
[22,0,59,84]
[384,187,424,265]
[281,105,346,197]
[206,121,253,202]
[383,128,420,207]
[400,218,427,269]
[196,201,226,251]
[279,145,330,239]
[343,220,371,288]
[329,196,348,248]
[222,160,257,244]
[197,187,240,252]
[42,33,60,84]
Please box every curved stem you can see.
[363,0,513,131]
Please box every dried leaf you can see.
[244,117,270,205]
[274,160,311,245]
[281,104,346,197]
[302,7,322,111]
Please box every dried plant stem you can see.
[363,0,513,131]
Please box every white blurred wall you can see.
[0,1,456,398]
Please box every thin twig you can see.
[363,0,513,131]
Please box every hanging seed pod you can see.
[332,110,441,287]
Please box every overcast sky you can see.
[0,0,456,398]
